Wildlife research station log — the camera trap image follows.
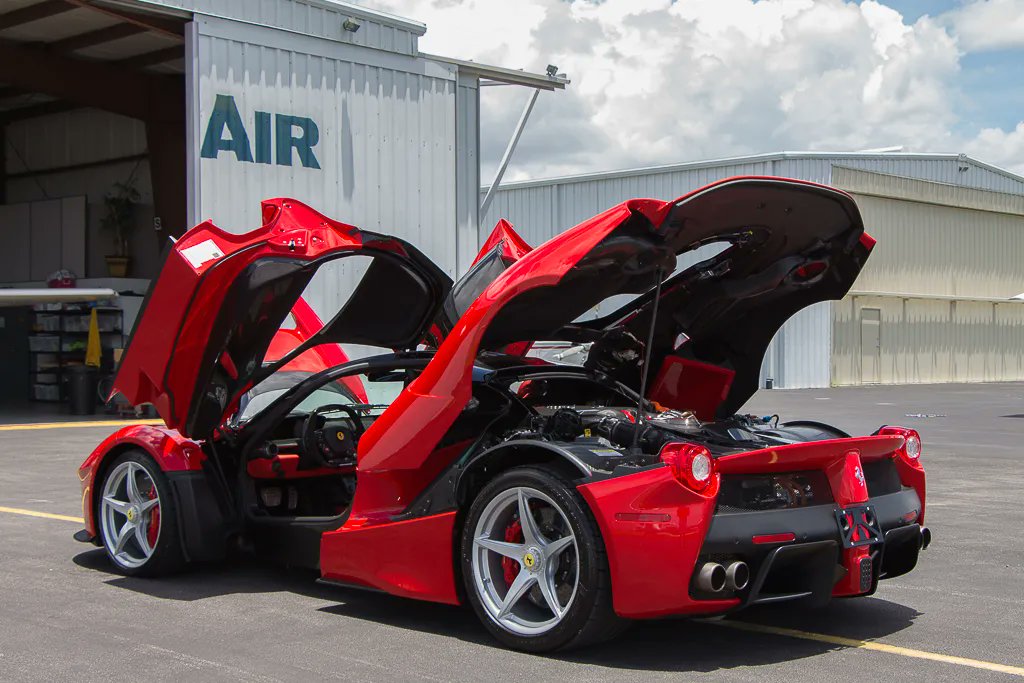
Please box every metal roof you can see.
[483,151,1024,193]
[423,54,568,91]
[301,0,426,35]
[0,0,186,121]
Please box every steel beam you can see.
[49,23,146,53]
[115,45,183,69]
[60,1,185,41]
[479,88,539,219]
[0,1,75,31]
[0,39,182,122]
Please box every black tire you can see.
[96,450,186,577]
[460,465,627,652]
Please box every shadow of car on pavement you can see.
[76,547,921,672]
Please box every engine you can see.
[502,406,844,458]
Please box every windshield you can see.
[234,370,405,424]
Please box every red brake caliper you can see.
[146,485,160,547]
[502,519,523,587]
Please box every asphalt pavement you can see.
[0,382,1022,682]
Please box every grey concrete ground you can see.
[0,383,1022,682]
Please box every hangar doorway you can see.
[0,1,190,410]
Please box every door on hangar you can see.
[860,307,881,384]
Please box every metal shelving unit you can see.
[28,305,123,402]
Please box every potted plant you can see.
[101,180,141,278]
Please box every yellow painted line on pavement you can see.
[712,620,1024,677]
[0,506,84,524]
[0,420,161,432]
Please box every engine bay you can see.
[498,406,847,464]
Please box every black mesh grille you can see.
[717,470,834,512]
[863,458,902,497]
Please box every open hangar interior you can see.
[481,152,1024,389]
[0,0,565,409]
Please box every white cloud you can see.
[941,0,1024,51]
[360,0,1024,179]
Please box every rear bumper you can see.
[578,467,927,619]
[699,488,925,608]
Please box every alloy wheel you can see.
[471,486,579,636]
[99,460,162,569]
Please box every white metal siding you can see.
[479,153,1024,389]
[482,153,1024,242]
[138,0,422,55]
[191,15,457,329]
[454,73,479,273]
[848,194,1024,299]
[832,295,1024,385]
[759,302,832,390]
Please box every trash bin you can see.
[66,365,99,415]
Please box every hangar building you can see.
[481,152,1024,388]
[0,0,564,406]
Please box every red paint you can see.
[752,532,796,545]
[859,231,877,250]
[114,199,370,435]
[319,511,461,605]
[825,450,870,507]
[649,357,734,420]
[715,435,905,474]
[475,219,532,266]
[578,466,738,618]
[246,453,355,480]
[77,425,204,537]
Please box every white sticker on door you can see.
[181,239,224,269]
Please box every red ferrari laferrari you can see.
[77,177,929,652]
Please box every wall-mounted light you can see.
[343,18,361,32]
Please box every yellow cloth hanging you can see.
[85,308,102,368]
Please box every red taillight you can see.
[660,442,715,492]
[879,426,922,463]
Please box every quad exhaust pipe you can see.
[696,561,750,592]
[725,561,750,591]
[920,526,931,550]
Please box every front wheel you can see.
[97,451,185,576]
[460,466,625,652]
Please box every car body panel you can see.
[320,511,460,604]
[113,198,450,439]
[78,424,204,538]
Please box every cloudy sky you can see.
[359,0,1024,182]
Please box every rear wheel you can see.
[460,466,625,652]
[98,451,184,576]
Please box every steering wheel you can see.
[300,404,368,468]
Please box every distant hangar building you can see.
[481,152,1024,388]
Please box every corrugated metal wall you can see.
[142,0,423,55]
[191,15,458,252]
[479,153,1024,389]
[454,73,479,274]
[830,168,1024,385]
[834,167,1024,299]
[481,154,1024,240]
[190,14,462,341]
[833,295,1024,385]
